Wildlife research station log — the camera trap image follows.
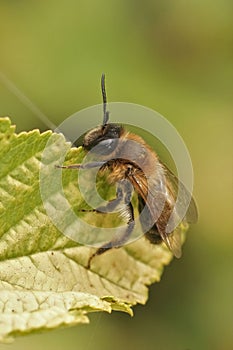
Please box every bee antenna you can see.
[101,73,109,125]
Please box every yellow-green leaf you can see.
[0,117,187,343]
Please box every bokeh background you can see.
[0,1,232,349]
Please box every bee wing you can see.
[161,225,183,258]
[154,200,183,259]
[162,163,198,223]
[129,168,181,256]
[128,164,196,258]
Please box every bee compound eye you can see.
[97,139,118,153]
[105,139,115,149]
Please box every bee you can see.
[57,74,198,268]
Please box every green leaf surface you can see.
[0,117,186,342]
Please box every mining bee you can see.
[57,74,198,268]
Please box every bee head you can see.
[82,74,123,154]
[83,123,123,153]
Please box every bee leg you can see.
[87,204,134,269]
[138,196,162,244]
[94,184,125,212]
[55,161,105,169]
[79,185,125,214]
[87,181,135,268]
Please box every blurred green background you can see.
[0,1,232,349]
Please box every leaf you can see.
[0,117,187,342]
